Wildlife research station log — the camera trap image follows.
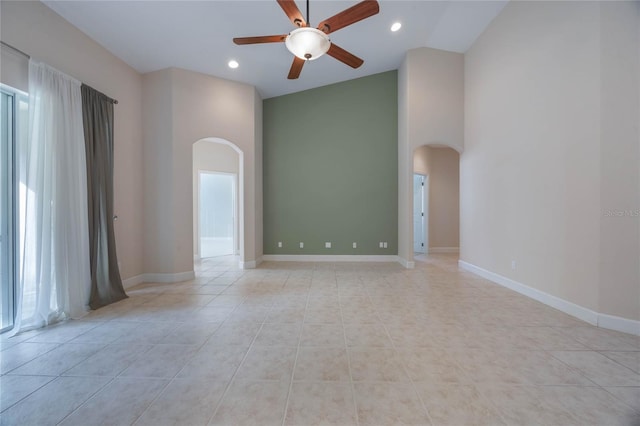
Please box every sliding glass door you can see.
[0,90,16,333]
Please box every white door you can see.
[199,172,236,258]
[413,174,425,253]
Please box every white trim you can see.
[262,255,400,263]
[598,313,640,336]
[397,257,415,269]
[122,274,145,289]
[137,271,195,284]
[458,260,640,336]
[428,247,459,254]
[240,257,262,269]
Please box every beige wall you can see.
[463,1,639,321]
[398,47,464,264]
[427,148,460,249]
[142,67,262,274]
[413,146,460,250]
[192,141,240,257]
[598,2,640,321]
[0,1,144,281]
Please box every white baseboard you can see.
[262,254,400,263]
[240,258,262,269]
[458,260,640,336]
[139,271,195,284]
[397,257,415,269]
[428,247,459,254]
[598,313,640,336]
[122,274,145,290]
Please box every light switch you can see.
[379,242,383,248]
[278,242,282,248]
[300,242,304,248]
[383,242,388,248]
[352,242,357,249]
[325,242,331,248]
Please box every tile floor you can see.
[1,254,639,426]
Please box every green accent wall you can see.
[263,70,398,255]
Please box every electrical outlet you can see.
[278,242,282,248]
[299,242,304,249]
[352,242,357,249]
[325,242,331,248]
[511,260,516,270]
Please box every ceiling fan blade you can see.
[327,44,364,69]
[233,35,288,45]
[277,0,307,28]
[288,56,305,79]
[317,0,379,34]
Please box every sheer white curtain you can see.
[13,61,90,334]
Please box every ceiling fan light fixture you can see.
[285,27,330,61]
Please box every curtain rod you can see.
[84,84,119,105]
[1,40,119,105]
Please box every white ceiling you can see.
[43,0,507,99]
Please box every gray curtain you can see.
[81,84,127,309]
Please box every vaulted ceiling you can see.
[43,1,507,98]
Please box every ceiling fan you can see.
[233,0,380,79]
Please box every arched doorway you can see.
[412,145,460,259]
[192,138,244,263]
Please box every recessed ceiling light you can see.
[228,60,239,69]
[391,22,402,32]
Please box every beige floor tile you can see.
[265,307,306,324]
[177,344,248,381]
[112,321,179,344]
[294,347,351,381]
[63,343,153,377]
[0,342,59,374]
[344,323,392,347]
[510,350,594,385]
[253,323,301,346]
[348,347,410,382]
[304,305,343,324]
[119,344,198,378]
[604,386,640,413]
[2,255,638,426]
[556,326,640,351]
[398,348,469,383]
[58,377,168,426]
[159,321,221,345]
[210,380,289,426]
[25,320,100,344]
[514,326,589,350]
[235,345,296,381]
[206,321,262,347]
[300,324,345,347]
[134,377,228,426]
[69,321,140,344]
[538,385,637,426]
[353,382,431,425]
[415,383,505,425]
[480,384,580,425]
[0,376,109,426]
[0,375,54,411]
[284,382,357,425]
[601,350,640,373]
[8,343,104,376]
[551,350,640,386]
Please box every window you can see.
[0,85,27,333]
